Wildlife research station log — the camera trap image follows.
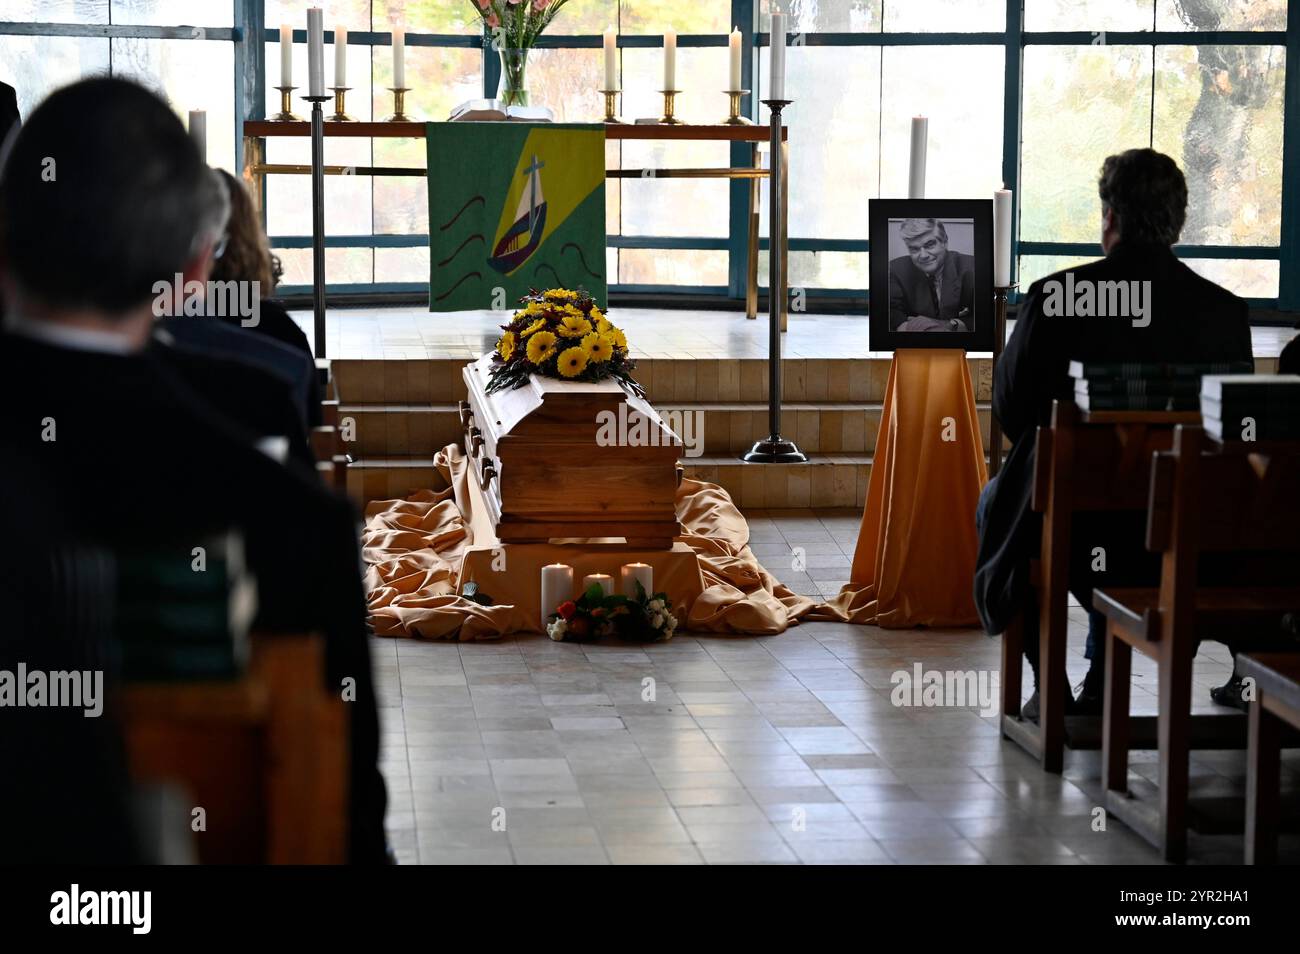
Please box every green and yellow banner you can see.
[426,122,606,312]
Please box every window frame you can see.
[1,0,1296,312]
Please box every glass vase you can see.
[498,48,531,107]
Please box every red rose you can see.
[592,607,605,618]
[568,617,590,638]
[557,600,577,620]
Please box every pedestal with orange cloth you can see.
[816,349,988,627]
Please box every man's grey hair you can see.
[191,166,231,257]
[898,218,948,245]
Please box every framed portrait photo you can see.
[868,198,994,352]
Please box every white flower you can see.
[649,599,665,613]
[650,612,665,629]
[547,619,567,641]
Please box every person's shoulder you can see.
[1168,256,1247,312]
[256,299,314,357]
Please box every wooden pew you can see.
[1001,401,1197,772]
[117,632,348,864]
[1095,427,1300,861]
[1238,653,1300,864]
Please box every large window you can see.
[1,1,1295,308]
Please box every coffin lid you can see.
[468,353,681,446]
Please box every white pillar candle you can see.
[620,563,654,600]
[908,115,928,199]
[188,109,206,159]
[663,28,676,90]
[279,23,293,88]
[540,564,574,622]
[728,27,742,91]
[769,12,785,100]
[392,27,406,88]
[582,573,613,598]
[306,8,325,98]
[333,24,347,88]
[603,26,617,89]
[994,184,1013,287]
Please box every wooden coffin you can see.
[462,354,682,547]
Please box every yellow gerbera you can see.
[581,331,615,363]
[519,317,545,337]
[526,330,558,364]
[589,305,606,325]
[544,288,578,301]
[557,314,593,338]
[557,346,589,378]
[497,331,516,361]
[606,326,628,350]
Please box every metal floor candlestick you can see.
[988,285,1014,478]
[306,94,330,360]
[743,100,806,464]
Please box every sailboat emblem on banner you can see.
[488,153,547,274]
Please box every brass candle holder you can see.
[600,89,624,124]
[273,85,303,122]
[328,87,354,122]
[722,89,752,125]
[658,89,683,125]
[385,87,411,122]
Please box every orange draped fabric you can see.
[815,349,987,627]
[363,445,818,640]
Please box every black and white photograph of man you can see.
[887,217,976,332]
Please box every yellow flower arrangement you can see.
[557,314,593,338]
[487,288,641,396]
[557,346,589,378]
[581,331,614,363]
[526,329,558,364]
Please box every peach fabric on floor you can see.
[362,445,818,639]
[814,349,988,627]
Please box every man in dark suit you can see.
[0,78,386,862]
[975,148,1253,719]
[888,218,976,332]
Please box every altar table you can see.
[242,120,791,326]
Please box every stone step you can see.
[338,401,997,457]
[330,355,995,405]
[345,454,875,510]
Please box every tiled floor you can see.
[371,509,1300,865]
[295,306,1297,361]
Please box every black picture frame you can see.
[868,198,994,353]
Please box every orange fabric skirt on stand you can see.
[814,349,988,628]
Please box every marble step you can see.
[338,401,997,457]
[345,454,876,510]
[330,355,996,406]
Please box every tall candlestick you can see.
[994,184,1013,287]
[540,564,574,624]
[279,23,293,88]
[620,563,654,600]
[663,28,676,91]
[333,24,347,88]
[603,26,617,90]
[306,8,325,98]
[188,109,206,159]
[769,12,785,100]
[729,26,742,91]
[908,115,928,199]
[392,27,406,89]
[582,573,613,598]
